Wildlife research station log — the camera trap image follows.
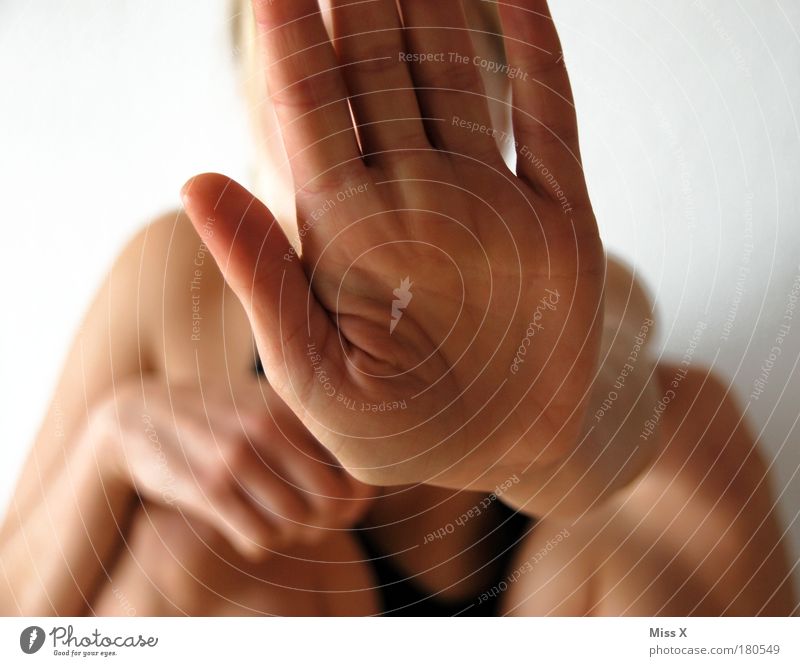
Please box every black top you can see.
[355,505,531,616]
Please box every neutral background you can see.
[1,0,799,595]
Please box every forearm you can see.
[0,424,136,616]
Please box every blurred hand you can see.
[182,0,604,490]
[96,378,374,560]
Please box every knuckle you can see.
[270,69,344,114]
[367,120,430,156]
[347,42,404,78]
[433,61,483,96]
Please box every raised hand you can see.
[182,0,604,491]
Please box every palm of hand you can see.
[184,0,604,489]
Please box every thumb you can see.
[180,172,337,407]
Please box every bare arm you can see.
[0,212,375,615]
[0,218,169,615]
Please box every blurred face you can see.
[238,1,511,248]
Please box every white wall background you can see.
[1,0,798,594]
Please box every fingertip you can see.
[180,172,232,211]
[179,176,196,205]
[179,173,260,254]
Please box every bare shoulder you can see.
[127,209,227,306]
[603,254,655,330]
[104,210,223,326]
[120,210,247,375]
[655,363,769,489]
[502,364,796,616]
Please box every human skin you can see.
[0,0,795,616]
[181,0,660,511]
[0,210,375,615]
[1,211,790,615]
[0,212,553,615]
[502,364,796,615]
